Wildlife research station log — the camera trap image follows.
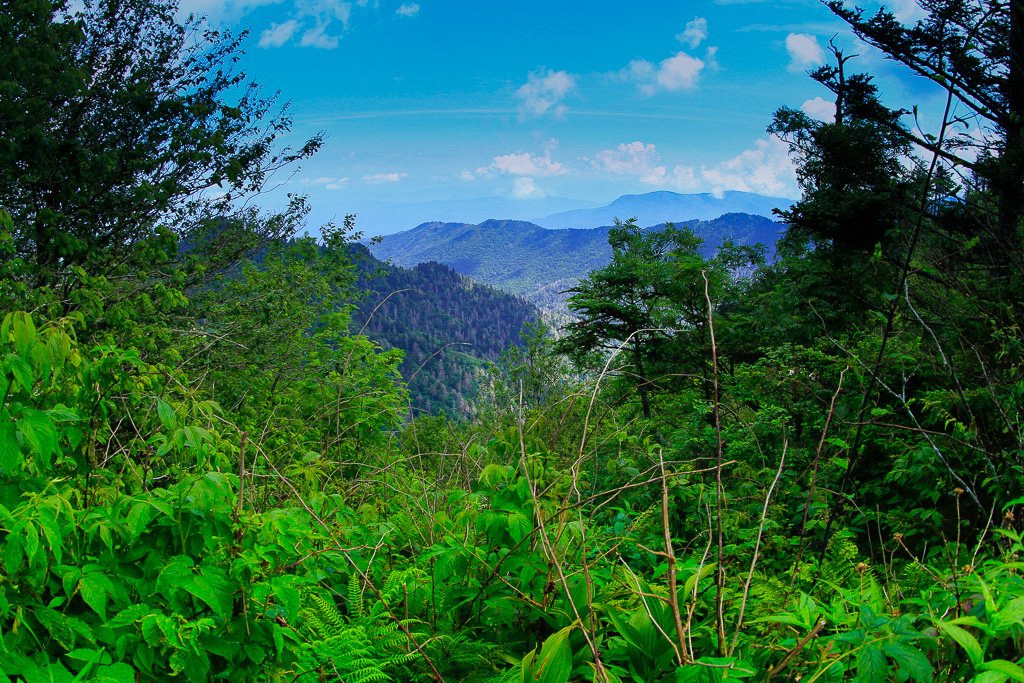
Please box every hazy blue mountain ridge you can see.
[534,190,790,229]
[370,213,783,310]
[352,195,600,235]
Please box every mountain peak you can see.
[534,190,792,230]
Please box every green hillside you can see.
[350,247,540,417]
[4,4,1023,683]
[370,213,782,309]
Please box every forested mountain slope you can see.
[370,213,782,309]
[349,247,539,417]
[6,2,1024,682]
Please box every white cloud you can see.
[890,0,926,23]
[457,169,475,181]
[593,142,699,190]
[245,0,359,48]
[300,22,340,48]
[701,137,797,197]
[512,177,544,199]
[704,46,719,71]
[259,19,301,47]
[677,17,708,49]
[481,143,568,177]
[625,51,708,95]
[395,2,419,16]
[363,172,409,183]
[304,175,348,189]
[656,52,705,91]
[516,68,577,118]
[624,58,654,80]
[651,165,701,190]
[594,141,660,175]
[176,0,285,23]
[801,96,835,122]
[296,0,352,22]
[786,33,825,71]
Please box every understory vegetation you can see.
[2,0,1024,682]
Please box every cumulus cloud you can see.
[512,177,544,199]
[801,96,835,122]
[395,2,419,16]
[656,52,705,90]
[259,19,301,47]
[624,45,715,95]
[176,0,285,23]
[594,141,660,175]
[516,68,577,118]
[247,0,364,48]
[592,142,699,190]
[701,137,796,198]
[482,151,567,177]
[363,172,409,183]
[677,17,708,49]
[300,22,340,48]
[457,169,475,181]
[786,33,825,71]
[890,0,926,22]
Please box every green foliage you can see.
[351,250,540,418]
[6,1,1024,682]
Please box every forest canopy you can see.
[0,1,1023,682]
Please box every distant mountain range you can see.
[351,196,599,235]
[369,212,783,310]
[533,191,790,229]
[349,190,791,236]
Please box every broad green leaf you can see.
[95,663,135,683]
[126,504,152,539]
[271,576,301,620]
[156,556,195,596]
[156,398,176,430]
[935,621,983,667]
[507,511,532,543]
[65,649,111,664]
[683,562,716,598]
[993,597,1024,631]
[855,645,888,683]
[3,534,24,572]
[7,354,33,391]
[107,604,150,628]
[18,409,57,461]
[530,626,573,683]
[185,575,230,620]
[79,572,114,621]
[972,672,1009,683]
[12,313,37,358]
[881,641,932,683]
[0,419,21,472]
[980,660,1024,682]
[521,649,537,682]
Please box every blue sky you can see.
[180,0,941,232]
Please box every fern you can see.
[348,571,366,618]
[297,591,393,683]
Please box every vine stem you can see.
[702,270,727,657]
[729,440,786,657]
[659,446,690,663]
